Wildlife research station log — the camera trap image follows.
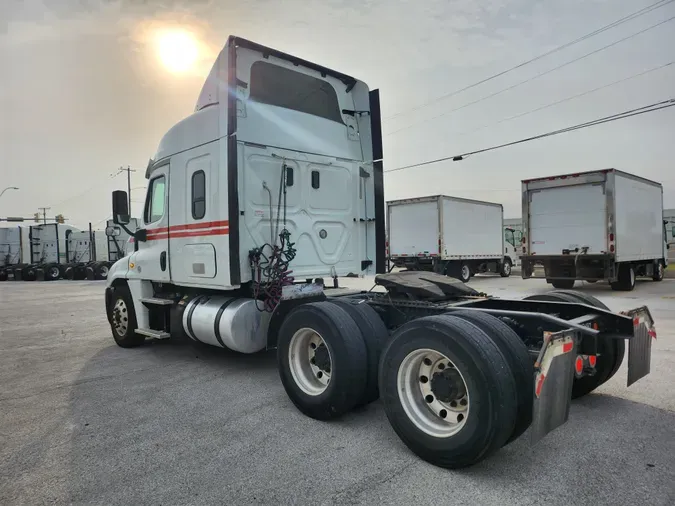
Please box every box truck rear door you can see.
[529,183,606,255]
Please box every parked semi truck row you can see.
[0,223,113,281]
[103,36,656,470]
[387,195,514,281]
[520,169,669,290]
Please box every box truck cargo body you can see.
[0,227,24,280]
[387,195,513,282]
[521,169,668,290]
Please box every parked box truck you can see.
[520,169,669,290]
[387,195,513,282]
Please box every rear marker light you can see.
[588,355,597,367]
[609,233,614,241]
[610,244,615,252]
[575,356,584,374]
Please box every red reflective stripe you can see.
[146,227,229,241]
[146,220,229,235]
[535,373,546,397]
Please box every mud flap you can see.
[531,330,577,444]
[622,307,655,387]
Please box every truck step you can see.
[135,328,170,339]
[139,297,174,306]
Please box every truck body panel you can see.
[387,195,504,260]
[440,196,503,260]
[528,183,607,255]
[387,197,439,258]
[613,172,664,262]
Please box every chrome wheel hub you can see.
[397,348,470,438]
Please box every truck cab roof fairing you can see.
[194,35,359,113]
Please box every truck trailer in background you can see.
[387,195,513,282]
[520,169,669,290]
[64,229,111,280]
[105,218,139,262]
[0,227,24,281]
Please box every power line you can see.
[385,98,675,174]
[452,61,675,140]
[49,171,123,209]
[383,0,674,122]
[386,14,675,137]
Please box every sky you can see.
[0,0,674,230]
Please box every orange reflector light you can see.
[589,355,597,367]
[575,356,584,374]
[592,322,599,330]
[562,341,574,353]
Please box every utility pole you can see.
[38,207,51,225]
[117,166,137,211]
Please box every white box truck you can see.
[520,169,669,291]
[387,195,513,282]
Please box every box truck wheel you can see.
[449,310,532,445]
[108,285,144,348]
[652,261,665,282]
[610,263,635,291]
[378,314,517,469]
[550,279,575,289]
[447,262,471,283]
[277,302,368,420]
[0,269,7,282]
[327,299,388,407]
[524,291,622,398]
[499,258,512,278]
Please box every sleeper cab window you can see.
[144,175,166,224]
[192,170,206,220]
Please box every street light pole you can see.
[0,186,19,199]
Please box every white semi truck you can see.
[520,169,669,290]
[104,36,656,470]
[386,195,513,281]
[0,226,25,281]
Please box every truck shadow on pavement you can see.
[60,337,675,505]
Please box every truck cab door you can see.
[130,165,170,282]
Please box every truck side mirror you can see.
[112,191,130,225]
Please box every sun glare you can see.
[157,30,199,74]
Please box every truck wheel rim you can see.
[630,268,635,286]
[462,265,470,281]
[100,265,109,277]
[113,299,129,337]
[503,262,511,275]
[397,348,469,438]
[658,263,663,279]
[288,328,332,396]
[48,266,59,278]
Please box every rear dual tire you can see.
[379,314,519,469]
[277,302,369,420]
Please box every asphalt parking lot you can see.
[1,276,674,506]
